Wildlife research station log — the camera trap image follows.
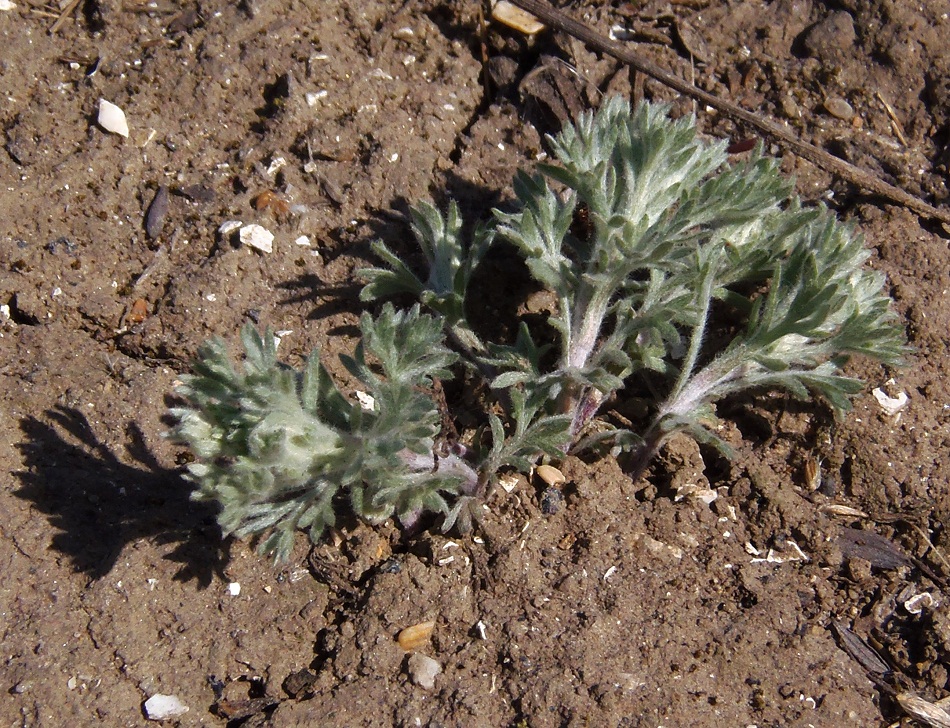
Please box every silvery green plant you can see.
[168,98,905,560]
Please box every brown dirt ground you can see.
[2,0,950,725]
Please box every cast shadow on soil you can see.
[277,175,510,323]
[14,407,227,587]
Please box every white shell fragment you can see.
[239,224,274,253]
[218,220,243,236]
[407,653,441,690]
[675,483,718,505]
[144,694,189,721]
[354,390,376,411]
[97,99,129,138]
[0,1,17,11]
[227,582,241,596]
[265,156,287,176]
[872,387,909,416]
[904,592,936,615]
[498,474,519,493]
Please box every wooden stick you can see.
[49,0,81,34]
[508,0,950,226]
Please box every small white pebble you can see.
[294,235,311,246]
[407,653,441,690]
[227,582,241,596]
[239,224,274,253]
[872,387,909,416]
[144,694,189,721]
[306,90,328,106]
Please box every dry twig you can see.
[48,0,81,34]
[507,0,950,226]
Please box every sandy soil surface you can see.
[2,0,950,725]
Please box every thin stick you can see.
[49,0,81,34]
[508,0,950,226]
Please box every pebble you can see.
[239,224,274,253]
[823,96,854,121]
[144,694,189,721]
[407,653,441,690]
[780,95,801,119]
[145,186,169,239]
[802,11,855,62]
[540,487,563,515]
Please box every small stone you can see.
[540,487,563,515]
[780,95,801,119]
[227,582,241,596]
[239,224,274,253]
[802,11,856,62]
[144,694,189,721]
[872,387,908,416]
[407,653,441,690]
[823,96,854,121]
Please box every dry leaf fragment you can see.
[819,504,868,519]
[492,0,544,34]
[830,620,891,677]
[397,621,435,651]
[535,464,565,486]
[837,527,912,569]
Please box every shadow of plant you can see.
[14,406,227,587]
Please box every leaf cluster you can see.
[169,98,906,559]
[167,304,476,561]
